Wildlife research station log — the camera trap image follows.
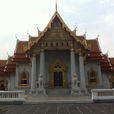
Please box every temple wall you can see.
[102,72,111,89]
[15,63,31,94]
[85,61,103,88]
[8,73,15,90]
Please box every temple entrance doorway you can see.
[49,59,67,88]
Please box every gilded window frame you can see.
[88,69,98,85]
[19,69,29,86]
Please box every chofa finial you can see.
[84,31,87,38]
[37,27,41,36]
[97,33,100,39]
[73,26,77,35]
[15,34,19,42]
[84,31,87,35]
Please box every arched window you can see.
[88,69,98,85]
[19,70,29,86]
[110,76,114,88]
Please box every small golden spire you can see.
[56,0,57,12]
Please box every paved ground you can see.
[0,103,114,114]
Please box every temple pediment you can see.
[42,16,72,41]
[24,11,89,56]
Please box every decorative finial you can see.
[37,27,41,36]
[106,50,109,56]
[84,31,87,38]
[27,31,32,39]
[73,26,77,35]
[56,0,57,12]
[96,33,99,39]
[7,52,10,59]
[15,34,19,41]
[84,31,87,35]
[27,32,29,36]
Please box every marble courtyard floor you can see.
[0,103,114,114]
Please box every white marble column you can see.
[31,56,36,90]
[98,63,103,86]
[79,55,86,90]
[39,51,45,78]
[70,50,80,96]
[15,65,19,90]
[71,51,77,81]
[37,51,47,96]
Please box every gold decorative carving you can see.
[49,59,67,88]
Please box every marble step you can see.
[47,88,70,97]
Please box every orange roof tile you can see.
[29,37,37,42]
[100,55,113,72]
[87,39,101,52]
[77,36,85,41]
[15,41,28,54]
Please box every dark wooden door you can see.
[54,72,63,87]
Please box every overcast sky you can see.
[0,0,114,59]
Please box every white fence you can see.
[0,91,25,103]
[91,89,114,102]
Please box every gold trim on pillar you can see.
[49,59,67,88]
[110,76,114,88]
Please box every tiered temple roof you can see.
[0,11,114,75]
[13,41,30,63]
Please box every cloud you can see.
[103,13,114,25]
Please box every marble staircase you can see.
[46,88,70,97]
